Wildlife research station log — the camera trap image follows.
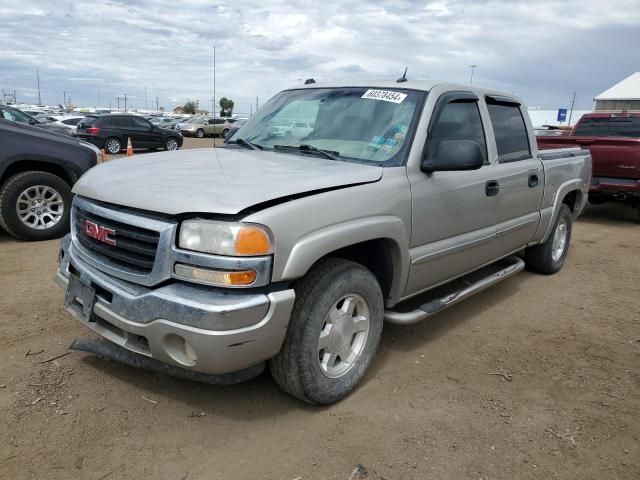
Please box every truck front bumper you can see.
[55,235,295,375]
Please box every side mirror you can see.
[421,139,484,173]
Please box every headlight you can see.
[178,220,273,256]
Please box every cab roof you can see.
[289,79,524,104]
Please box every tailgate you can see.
[584,137,640,179]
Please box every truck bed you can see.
[537,135,640,180]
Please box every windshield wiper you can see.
[274,144,339,160]
[228,138,263,150]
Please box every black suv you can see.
[0,119,99,241]
[76,114,183,154]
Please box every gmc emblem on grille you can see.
[84,220,116,246]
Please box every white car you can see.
[47,115,85,134]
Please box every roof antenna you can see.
[396,67,408,83]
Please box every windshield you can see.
[2,107,36,124]
[229,87,425,165]
[186,117,201,123]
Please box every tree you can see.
[219,97,234,117]
[183,101,197,115]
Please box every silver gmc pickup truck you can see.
[56,80,591,404]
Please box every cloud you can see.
[0,0,639,113]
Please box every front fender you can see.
[280,215,409,304]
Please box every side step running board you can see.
[384,256,525,325]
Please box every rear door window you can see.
[486,98,531,162]
[574,117,640,138]
[130,116,151,129]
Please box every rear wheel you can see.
[269,258,383,405]
[105,137,121,154]
[195,129,204,138]
[0,171,71,241]
[525,204,572,274]
[222,128,229,138]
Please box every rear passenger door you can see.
[484,96,544,252]
[406,92,501,295]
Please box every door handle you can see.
[528,173,539,187]
[485,180,500,196]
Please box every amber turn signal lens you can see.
[227,270,257,285]
[174,264,257,286]
[235,227,271,255]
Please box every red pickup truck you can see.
[537,113,640,221]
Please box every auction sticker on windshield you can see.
[361,89,407,104]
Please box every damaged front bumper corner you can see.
[55,234,295,376]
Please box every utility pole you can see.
[63,91,67,107]
[213,44,216,118]
[123,93,128,112]
[568,92,576,125]
[470,65,478,85]
[250,104,253,117]
[36,68,41,105]
[144,87,148,110]
[156,96,159,111]
[116,96,121,110]
[256,96,259,112]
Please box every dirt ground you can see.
[1,149,639,479]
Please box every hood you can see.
[73,147,383,215]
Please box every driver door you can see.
[405,92,499,295]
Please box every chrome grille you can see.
[75,205,160,274]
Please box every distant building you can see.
[173,106,209,115]
[594,72,640,112]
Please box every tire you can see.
[195,129,204,138]
[269,258,384,405]
[104,137,122,154]
[222,128,229,138]
[0,171,72,241]
[525,204,572,274]
[164,137,179,151]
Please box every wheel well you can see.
[324,239,395,302]
[0,161,74,187]
[562,190,581,213]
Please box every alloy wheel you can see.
[16,185,65,230]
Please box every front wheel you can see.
[0,171,72,241]
[269,258,383,405]
[222,128,229,138]
[525,204,573,274]
[104,137,122,154]
[195,129,204,138]
[165,137,179,151]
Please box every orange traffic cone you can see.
[126,137,133,156]
[100,149,107,162]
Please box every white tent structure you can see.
[594,72,640,112]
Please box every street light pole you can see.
[213,44,216,117]
[36,69,41,105]
[470,65,478,85]
[123,93,128,112]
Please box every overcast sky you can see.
[1,0,639,114]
